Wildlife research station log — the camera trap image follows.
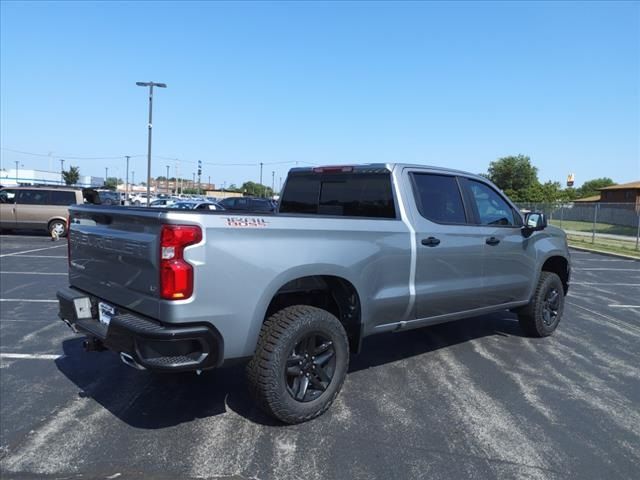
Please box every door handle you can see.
[486,237,500,246]
[421,237,440,247]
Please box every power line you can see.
[1,148,144,160]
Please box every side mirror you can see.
[523,212,547,236]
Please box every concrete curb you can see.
[568,244,640,261]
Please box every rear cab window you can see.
[279,168,397,219]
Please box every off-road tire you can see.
[246,305,349,424]
[518,271,564,337]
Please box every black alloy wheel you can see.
[285,333,336,402]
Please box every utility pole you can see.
[166,165,170,194]
[197,160,202,195]
[15,160,19,183]
[208,175,211,190]
[132,171,135,187]
[125,156,130,204]
[105,167,108,186]
[192,172,195,192]
[259,162,264,198]
[60,159,65,185]
[279,176,282,194]
[136,81,167,205]
[271,171,275,198]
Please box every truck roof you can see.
[288,163,486,180]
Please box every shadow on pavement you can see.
[56,311,525,429]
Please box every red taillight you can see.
[159,225,202,300]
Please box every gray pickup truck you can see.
[57,164,570,423]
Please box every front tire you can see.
[246,305,349,424]
[518,271,565,337]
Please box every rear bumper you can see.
[57,286,223,372]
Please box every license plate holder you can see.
[98,302,115,327]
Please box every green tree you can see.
[575,177,615,199]
[488,155,539,198]
[104,177,120,190]
[62,166,80,185]
[241,181,273,197]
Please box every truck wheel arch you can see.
[540,255,569,294]
[263,275,363,354]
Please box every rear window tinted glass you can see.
[50,191,76,206]
[411,173,466,224]
[17,189,49,205]
[279,176,320,214]
[280,172,396,218]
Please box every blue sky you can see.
[1,1,638,188]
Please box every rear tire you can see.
[518,271,564,337]
[48,219,67,238]
[246,305,349,424]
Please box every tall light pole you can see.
[132,171,135,187]
[125,156,130,203]
[166,165,170,194]
[259,162,264,198]
[15,160,19,183]
[271,171,275,197]
[105,167,108,186]
[60,159,65,185]
[136,81,167,205]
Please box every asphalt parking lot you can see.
[0,234,638,480]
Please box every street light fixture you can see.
[136,81,167,205]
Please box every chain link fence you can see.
[515,202,640,252]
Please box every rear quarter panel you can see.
[160,212,412,359]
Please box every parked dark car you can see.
[171,201,224,211]
[218,197,276,212]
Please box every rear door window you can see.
[411,173,467,224]
[16,189,50,205]
[50,191,77,206]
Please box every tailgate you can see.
[68,205,166,319]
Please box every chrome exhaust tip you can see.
[120,352,146,370]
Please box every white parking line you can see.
[568,301,640,335]
[0,245,66,258]
[0,299,58,303]
[0,271,66,275]
[571,282,640,286]
[608,305,640,308]
[575,268,639,271]
[0,353,62,360]
[10,255,67,258]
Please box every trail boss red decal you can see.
[226,217,268,228]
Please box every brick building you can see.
[597,181,640,208]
